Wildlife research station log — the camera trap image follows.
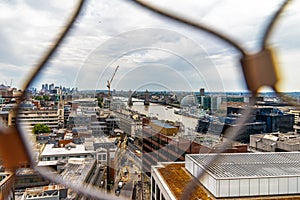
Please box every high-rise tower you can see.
[57,88,64,127]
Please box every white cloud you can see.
[0,0,79,87]
[0,0,299,92]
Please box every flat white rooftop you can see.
[187,152,300,178]
[37,160,59,166]
[41,144,95,156]
[185,152,300,198]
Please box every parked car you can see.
[115,189,120,196]
[118,181,124,189]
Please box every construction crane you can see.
[107,65,119,98]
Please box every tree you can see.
[97,97,103,108]
[33,124,51,134]
[33,95,50,101]
[43,95,50,101]
[34,96,43,100]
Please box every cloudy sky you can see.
[0,0,299,93]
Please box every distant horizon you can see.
[79,89,300,95]
[3,82,300,95]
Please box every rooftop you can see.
[72,98,97,102]
[90,136,116,144]
[16,168,36,175]
[253,132,300,145]
[60,158,96,186]
[187,152,300,179]
[156,163,213,200]
[155,160,300,200]
[151,120,176,129]
[23,184,66,199]
[41,144,95,156]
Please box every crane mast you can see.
[107,65,119,98]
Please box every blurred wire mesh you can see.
[1,0,298,199]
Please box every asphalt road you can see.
[113,147,142,199]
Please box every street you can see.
[113,143,144,199]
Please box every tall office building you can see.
[200,88,205,96]
[57,88,64,126]
[49,83,54,91]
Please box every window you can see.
[152,177,156,195]
[156,185,160,200]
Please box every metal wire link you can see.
[128,0,293,199]
[240,48,280,94]
[4,0,294,199]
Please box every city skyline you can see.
[0,1,300,92]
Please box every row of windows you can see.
[143,139,185,162]
[20,111,57,115]
[41,154,93,161]
[16,177,45,183]
[152,177,166,200]
[97,154,107,161]
[18,117,59,121]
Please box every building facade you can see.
[250,132,300,152]
[18,109,60,130]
